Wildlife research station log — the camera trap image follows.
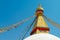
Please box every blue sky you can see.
[0,0,60,40]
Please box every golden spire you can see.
[37,4,44,11]
[35,4,44,16]
[30,4,50,35]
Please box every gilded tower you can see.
[30,5,50,35]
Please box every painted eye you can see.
[40,30,42,32]
[44,31,46,32]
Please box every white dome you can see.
[24,33,60,40]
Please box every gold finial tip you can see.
[38,4,41,7]
[37,4,44,10]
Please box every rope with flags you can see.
[0,15,35,32]
[43,15,60,28]
[20,16,37,40]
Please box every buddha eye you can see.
[40,30,42,32]
[44,31,46,32]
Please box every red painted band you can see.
[30,27,50,35]
[36,10,43,12]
